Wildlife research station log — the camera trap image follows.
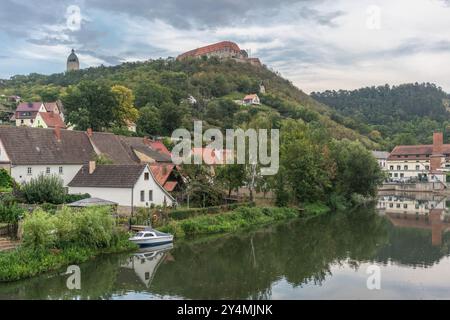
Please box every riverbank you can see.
[159,206,320,238]
[0,234,136,282]
[0,206,138,282]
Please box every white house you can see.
[371,151,390,170]
[242,94,261,105]
[0,126,95,186]
[68,162,175,210]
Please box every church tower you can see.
[67,49,80,72]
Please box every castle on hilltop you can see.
[67,49,80,72]
[177,41,261,66]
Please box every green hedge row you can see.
[170,202,255,220]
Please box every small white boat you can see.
[129,228,174,247]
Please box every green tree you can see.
[22,174,66,204]
[160,102,182,135]
[111,85,139,126]
[216,164,246,197]
[137,105,162,136]
[62,80,116,131]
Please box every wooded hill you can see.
[0,57,378,148]
[311,83,450,150]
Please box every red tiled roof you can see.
[146,140,171,156]
[178,41,241,60]
[16,102,43,112]
[163,181,178,192]
[244,94,258,101]
[38,112,66,128]
[191,147,233,165]
[150,164,175,186]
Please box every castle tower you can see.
[67,49,80,72]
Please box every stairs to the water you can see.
[0,237,20,252]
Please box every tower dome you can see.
[67,49,80,72]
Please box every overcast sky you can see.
[1,0,450,93]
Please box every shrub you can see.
[22,210,56,251]
[169,202,255,221]
[22,174,66,204]
[0,203,25,224]
[0,169,13,189]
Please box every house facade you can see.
[386,132,449,183]
[14,101,66,128]
[68,163,175,209]
[371,151,390,170]
[243,94,261,105]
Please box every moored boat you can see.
[129,228,174,247]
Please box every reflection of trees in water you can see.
[2,204,449,300]
[150,206,390,299]
[0,253,130,300]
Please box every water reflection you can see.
[1,195,450,299]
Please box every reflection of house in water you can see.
[377,192,450,245]
[121,244,173,288]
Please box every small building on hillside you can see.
[68,162,175,211]
[14,101,66,128]
[242,94,261,106]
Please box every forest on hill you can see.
[311,83,450,150]
[0,57,377,148]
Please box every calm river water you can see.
[1,191,450,300]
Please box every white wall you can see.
[11,164,82,186]
[0,139,10,163]
[69,186,132,206]
[132,166,174,207]
[68,166,174,207]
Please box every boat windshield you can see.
[136,232,145,237]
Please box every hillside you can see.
[0,57,378,148]
[311,83,450,149]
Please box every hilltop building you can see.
[13,101,66,128]
[67,49,80,72]
[177,41,262,66]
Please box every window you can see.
[416,165,420,170]
[403,204,408,209]
[389,203,394,208]
[140,191,145,202]
[400,173,404,178]
[46,167,50,174]
[425,165,430,170]
[396,203,401,208]
[394,173,398,177]
[404,165,408,170]
[390,166,394,170]
[149,190,153,201]
[397,165,401,170]
[144,172,149,180]
[59,166,63,174]
[27,167,32,175]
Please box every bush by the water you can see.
[0,206,136,282]
[22,174,66,204]
[160,206,298,238]
[170,202,255,221]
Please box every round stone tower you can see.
[67,49,80,72]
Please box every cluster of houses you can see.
[373,132,450,185]
[0,126,182,213]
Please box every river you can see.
[1,191,450,300]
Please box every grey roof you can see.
[0,126,95,165]
[67,197,118,207]
[372,151,390,159]
[119,136,172,162]
[89,132,138,164]
[68,164,147,188]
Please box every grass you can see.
[159,206,300,238]
[303,202,331,216]
[0,233,136,282]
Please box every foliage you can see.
[22,209,56,251]
[21,174,66,204]
[169,202,255,220]
[0,203,25,224]
[136,105,162,136]
[94,153,114,165]
[111,85,139,126]
[0,169,13,189]
[64,193,91,204]
[215,164,246,197]
[160,206,298,237]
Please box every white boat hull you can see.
[129,235,174,247]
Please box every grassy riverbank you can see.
[0,206,137,282]
[159,206,303,238]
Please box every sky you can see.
[1,0,450,93]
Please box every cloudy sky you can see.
[1,0,450,93]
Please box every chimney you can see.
[87,128,93,137]
[433,132,444,154]
[88,161,96,174]
[54,126,61,141]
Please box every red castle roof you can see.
[178,41,241,60]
